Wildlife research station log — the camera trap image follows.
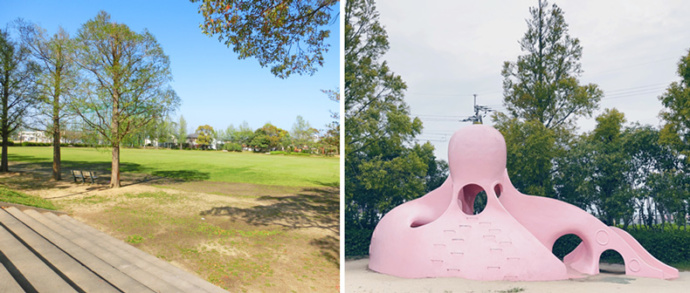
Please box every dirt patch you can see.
[1,169,339,292]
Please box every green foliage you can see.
[222,142,243,152]
[501,0,602,130]
[177,115,188,150]
[191,0,338,78]
[1,27,39,172]
[72,11,180,187]
[291,115,317,150]
[344,228,373,257]
[345,0,446,230]
[659,49,690,163]
[494,115,558,197]
[18,21,78,180]
[494,0,602,201]
[250,123,289,152]
[0,185,57,210]
[195,124,215,148]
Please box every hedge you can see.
[346,227,690,265]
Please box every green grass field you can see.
[5,147,339,187]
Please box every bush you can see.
[222,142,243,152]
[270,151,286,155]
[345,228,374,257]
[20,142,51,146]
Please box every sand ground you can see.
[345,258,690,293]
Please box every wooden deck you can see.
[0,204,227,293]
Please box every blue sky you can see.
[0,0,340,134]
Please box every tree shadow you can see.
[200,188,339,233]
[309,180,339,188]
[200,187,339,264]
[150,170,211,182]
[310,235,339,268]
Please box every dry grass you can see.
[1,167,339,292]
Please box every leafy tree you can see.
[494,114,558,197]
[221,124,236,142]
[195,124,215,149]
[659,48,690,162]
[191,0,339,78]
[495,0,601,198]
[72,11,180,188]
[250,122,288,152]
[292,115,317,149]
[0,27,38,172]
[321,88,340,155]
[177,115,187,150]
[236,120,254,146]
[18,22,78,180]
[345,0,445,231]
[501,0,603,130]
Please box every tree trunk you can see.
[111,86,121,188]
[52,96,61,180]
[1,82,8,172]
[111,143,120,188]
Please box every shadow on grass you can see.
[200,187,339,265]
[151,170,211,182]
[309,180,339,188]
[310,235,339,268]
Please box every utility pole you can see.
[461,94,492,124]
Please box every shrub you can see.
[345,228,374,257]
[222,142,243,152]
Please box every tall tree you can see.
[72,11,180,188]
[0,27,38,172]
[501,0,602,130]
[292,115,316,148]
[191,0,339,78]
[495,0,602,197]
[659,48,690,162]
[177,115,187,150]
[236,120,254,146]
[18,22,78,180]
[345,0,445,231]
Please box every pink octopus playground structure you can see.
[369,125,678,281]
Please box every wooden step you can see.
[0,221,77,292]
[0,263,24,293]
[23,208,180,292]
[62,214,228,293]
[44,212,204,292]
[0,208,118,292]
[5,207,155,292]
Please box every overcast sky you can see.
[376,0,690,161]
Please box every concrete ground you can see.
[345,258,690,293]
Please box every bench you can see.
[71,170,98,184]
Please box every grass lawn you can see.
[6,146,338,187]
[1,146,340,292]
[0,185,56,210]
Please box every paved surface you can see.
[0,203,227,292]
[346,258,690,293]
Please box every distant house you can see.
[14,131,50,143]
[186,133,218,150]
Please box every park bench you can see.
[71,170,98,184]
